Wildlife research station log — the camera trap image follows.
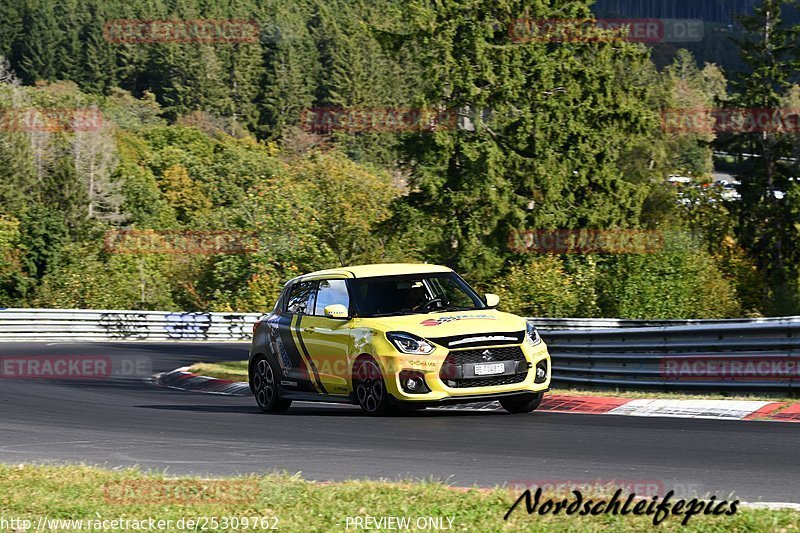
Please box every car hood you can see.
[365,309,527,339]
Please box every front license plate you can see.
[474,363,505,376]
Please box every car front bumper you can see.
[380,341,551,402]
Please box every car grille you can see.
[443,346,526,366]
[428,331,525,349]
[440,346,528,388]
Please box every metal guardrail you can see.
[541,317,800,391]
[0,309,261,341]
[1,309,799,391]
[532,316,784,331]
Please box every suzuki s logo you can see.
[481,350,492,361]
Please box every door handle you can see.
[303,326,316,333]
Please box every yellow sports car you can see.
[248,264,551,415]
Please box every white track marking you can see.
[607,399,773,420]
[741,502,800,510]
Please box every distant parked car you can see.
[668,175,692,185]
[719,180,741,201]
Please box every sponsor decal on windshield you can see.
[420,314,497,326]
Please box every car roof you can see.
[289,263,453,283]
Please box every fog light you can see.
[399,370,430,394]
[534,360,548,384]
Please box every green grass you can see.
[189,360,800,403]
[188,360,248,382]
[0,464,797,532]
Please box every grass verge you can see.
[0,464,798,532]
[187,361,248,382]
[188,360,799,403]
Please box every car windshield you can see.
[348,272,486,318]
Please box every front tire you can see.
[353,358,397,416]
[252,356,292,413]
[500,392,543,414]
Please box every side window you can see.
[313,280,350,316]
[286,281,316,315]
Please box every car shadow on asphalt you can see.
[136,404,501,417]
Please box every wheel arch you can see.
[351,353,379,384]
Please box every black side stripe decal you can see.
[276,314,316,393]
[294,314,327,394]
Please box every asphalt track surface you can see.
[0,342,798,503]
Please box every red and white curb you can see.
[538,395,800,423]
[152,367,800,422]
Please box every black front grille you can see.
[428,331,525,349]
[443,346,526,366]
[440,346,528,388]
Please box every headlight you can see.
[526,321,542,346]
[386,332,436,355]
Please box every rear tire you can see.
[500,392,543,414]
[353,358,397,416]
[252,356,292,413]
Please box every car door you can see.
[298,279,353,396]
[273,279,326,394]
